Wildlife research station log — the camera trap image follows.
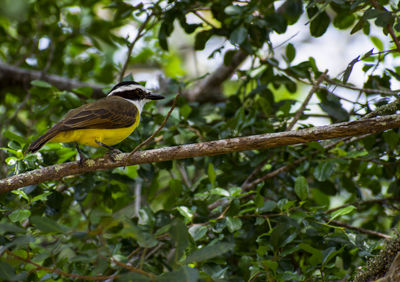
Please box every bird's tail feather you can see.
[26,127,60,153]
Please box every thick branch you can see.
[185,50,248,102]
[0,62,105,98]
[1,114,400,192]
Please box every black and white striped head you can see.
[107,81,164,111]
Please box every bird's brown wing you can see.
[59,96,138,130]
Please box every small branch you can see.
[111,257,155,278]
[128,93,179,157]
[190,10,218,29]
[119,13,154,82]
[135,182,142,217]
[287,70,328,131]
[326,219,392,239]
[240,157,270,189]
[2,114,400,192]
[325,78,400,96]
[326,197,400,214]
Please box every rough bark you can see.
[1,114,399,193]
[0,62,105,98]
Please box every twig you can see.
[111,257,155,278]
[326,197,400,214]
[190,10,218,29]
[178,164,192,187]
[135,182,142,217]
[325,78,400,96]
[4,250,120,281]
[240,157,270,189]
[128,93,180,157]
[41,40,55,78]
[326,219,392,239]
[287,70,328,131]
[119,13,154,82]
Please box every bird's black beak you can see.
[146,93,165,100]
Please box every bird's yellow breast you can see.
[49,113,140,147]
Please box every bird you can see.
[26,81,164,161]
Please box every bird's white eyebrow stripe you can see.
[108,85,147,96]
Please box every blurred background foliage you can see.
[1,0,400,281]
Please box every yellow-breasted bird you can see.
[26,81,164,159]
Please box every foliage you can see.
[1,0,400,281]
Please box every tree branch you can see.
[119,13,155,82]
[326,219,392,239]
[0,62,105,98]
[287,70,328,130]
[1,114,400,192]
[185,49,248,102]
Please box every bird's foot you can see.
[75,143,87,166]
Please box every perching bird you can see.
[26,81,164,160]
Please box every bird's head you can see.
[107,81,164,111]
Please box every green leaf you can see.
[3,130,26,146]
[224,5,242,16]
[370,36,383,51]
[226,217,242,233]
[9,209,30,223]
[211,187,229,197]
[179,104,192,119]
[0,223,25,234]
[322,247,342,266]
[0,261,15,281]
[194,30,213,50]
[176,206,193,222]
[119,223,158,248]
[208,163,216,186]
[159,21,173,50]
[73,86,93,97]
[186,242,234,263]
[313,161,336,182]
[294,176,309,200]
[31,80,52,88]
[383,130,400,149]
[328,205,356,222]
[188,225,208,241]
[11,190,29,202]
[308,9,330,37]
[230,26,247,45]
[258,200,277,213]
[31,191,52,203]
[333,13,355,30]
[157,266,199,282]
[299,243,323,266]
[285,43,296,62]
[30,216,67,233]
[170,219,190,263]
